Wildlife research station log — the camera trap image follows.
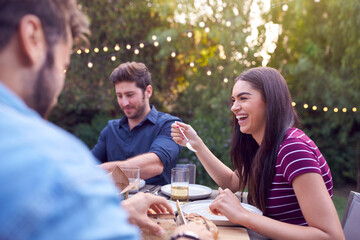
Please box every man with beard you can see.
[92,62,182,185]
[0,1,209,239]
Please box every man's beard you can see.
[124,95,147,120]
[30,49,57,119]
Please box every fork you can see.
[177,125,197,152]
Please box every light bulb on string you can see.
[189,62,195,67]
[87,62,93,68]
[103,46,108,52]
[312,106,317,111]
[152,35,157,41]
[171,52,176,57]
[224,78,228,83]
[323,107,328,112]
[154,41,159,47]
[134,49,140,55]
[342,108,347,113]
[303,104,309,109]
[84,48,90,54]
[292,102,296,107]
[205,27,210,33]
[199,22,205,27]
[76,49,82,55]
[111,56,116,61]
[334,108,339,112]
[166,36,172,42]
[126,44,131,50]
[282,4,288,11]
[114,44,120,51]
[207,70,212,76]
[187,32,193,38]
[139,43,144,48]
[94,48,99,53]
[352,107,357,112]
[226,20,231,27]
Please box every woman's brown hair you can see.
[230,67,300,213]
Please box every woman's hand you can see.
[121,192,174,236]
[209,188,250,225]
[171,121,200,150]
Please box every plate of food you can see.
[181,199,262,226]
[161,184,212,200]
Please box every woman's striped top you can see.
[265,128,333,225]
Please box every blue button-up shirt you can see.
[0,82,139,239]
[91,106,182,185]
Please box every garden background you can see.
[49,0,360,217]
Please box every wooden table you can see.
[139,185,250,240]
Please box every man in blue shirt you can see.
[0,1,212,239]
[92,62,182,185]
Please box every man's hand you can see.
[121,192,174,236]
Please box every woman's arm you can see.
[210,173,344,240]
[171,121,240,191]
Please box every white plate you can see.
[129,179,145,193]
[161,184,212,200]
[181,199,262,226]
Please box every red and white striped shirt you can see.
[266,128,333,225]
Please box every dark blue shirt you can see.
[91,105,182,185]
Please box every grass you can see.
[333,193,349,222]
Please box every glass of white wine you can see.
[170,167,189,203]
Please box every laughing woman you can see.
[171,67,344,240]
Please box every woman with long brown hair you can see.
[171,67,344,239]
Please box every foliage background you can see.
[49,0,360,190]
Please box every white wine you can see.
[171,185,189,202]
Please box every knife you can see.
[176,200,187,225]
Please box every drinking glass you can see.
[171,167,189,203]
[120,166,140,193]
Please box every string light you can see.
[87,62,93,68]
[126,44,131,50]
[111,56,116,61]
[94,48,99,53]
[342,108,347,113]
[139,43,145,48]
[205,27,210,33]
[353,107,357,112]
[334,108,339,112]
[114,44,120,51]
[171,52,176,57]
[134,49,140,55]
[224,78,228,83]
[199,22,205,27]
[84,48,90,54]
[226,20,231,27]
[312,106,317,111]
[323,107,328,112]
[103,46,108,52]
[187,32,193,38]
[292,102,296,107]
[76,49,82,55]
[303,104,309,109]
[166,36,172,42]
[207,70,212,76]
[152,35,157,41]
[189,62,195,67]
[154,41,159,47]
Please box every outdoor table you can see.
[138,184,250,240]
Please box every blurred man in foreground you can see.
[0,0,210,239]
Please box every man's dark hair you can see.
[0,0,89,51]
[110,62,152,92]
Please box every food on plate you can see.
[142,213,219,240]
[207,208,224,216]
